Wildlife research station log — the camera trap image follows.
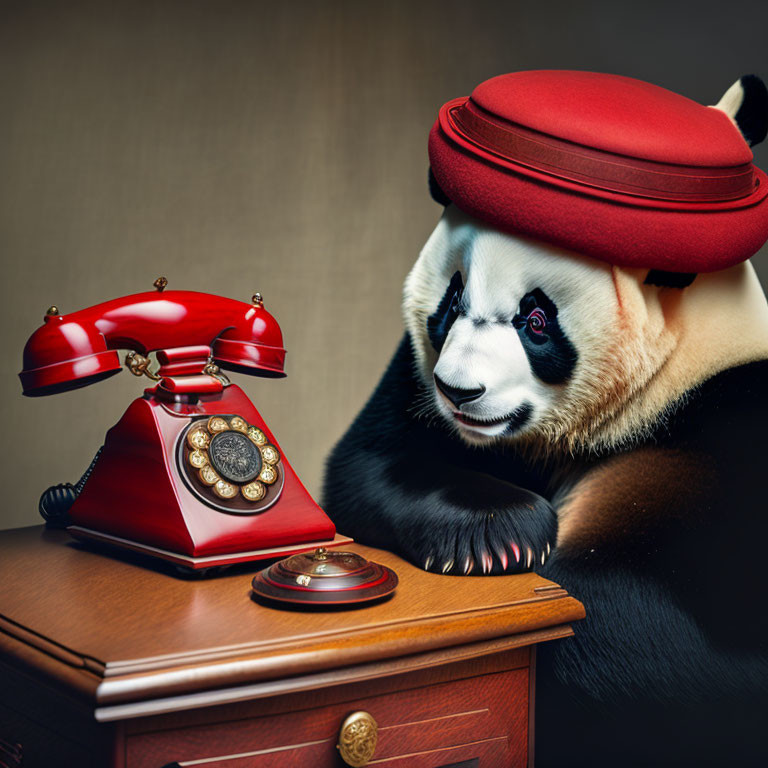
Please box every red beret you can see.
[428,71,768,272]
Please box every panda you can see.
[323,72,768,767]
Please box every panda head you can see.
[405,205,623,450]
[404,205,768,455]
[404,74,768,453]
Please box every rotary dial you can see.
[184,415,281,504]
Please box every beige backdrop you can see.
[2,0,767,530]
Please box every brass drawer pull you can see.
[337,711,378,767]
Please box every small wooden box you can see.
[0,527,583,767]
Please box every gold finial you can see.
[313,547,329,561]
[46,305,60,316]
[252,292,264,307]
[154,276,168,292]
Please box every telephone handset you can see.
[19,278,349,571]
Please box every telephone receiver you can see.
[20,278,285,396]
[19,278,349,572]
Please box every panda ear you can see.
[428,167,452,206]
[644,270,697,289]
[712,75,768,147]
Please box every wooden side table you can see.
[0,527,583,767]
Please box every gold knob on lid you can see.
[252,292,264,307]
[46,306,60,316]
[337,711,378,767]
[154,276,168,292]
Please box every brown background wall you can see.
[1,0,767,530]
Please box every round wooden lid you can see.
[252,547,398,606]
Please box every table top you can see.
[0,526,584,720]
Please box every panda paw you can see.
[399,484,557,576]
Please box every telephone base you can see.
[67,526,353,571]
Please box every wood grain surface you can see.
[0,526,583,718]
[127,667,529,767]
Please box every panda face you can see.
[405,205,619,446]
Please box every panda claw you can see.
[481,553,493,574]
[442,559,454,574]
[510,541,521,563]
[541,551,546,565]
[424,555,434,571]
[546,541,551,555]
[526,546,533,568]
[463,556,474,575]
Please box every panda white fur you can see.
[324,76,768,767]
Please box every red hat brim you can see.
[429,101,768,273]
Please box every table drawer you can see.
[166,736,509,767]
[131,667,530,768]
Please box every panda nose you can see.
[434,374,486,408]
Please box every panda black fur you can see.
[323,79,768,767]
[715,74,768,147]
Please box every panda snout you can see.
[434,374,486,408]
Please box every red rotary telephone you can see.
[19,278,349,572]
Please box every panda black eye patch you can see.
[427,271,464,352]
[512,288,577,384]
